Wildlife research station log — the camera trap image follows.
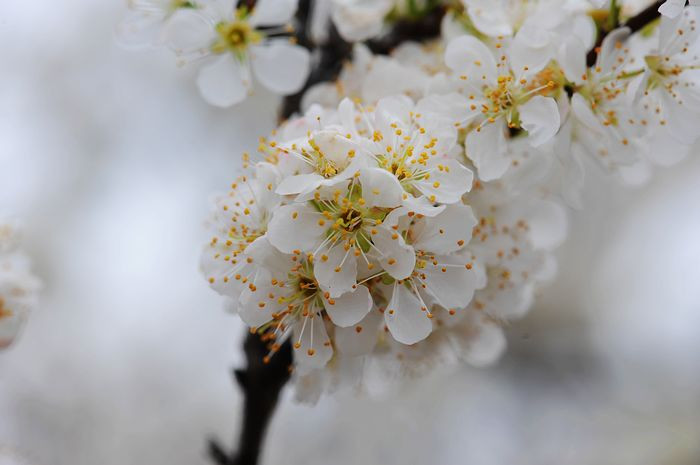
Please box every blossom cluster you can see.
[201,95,566,399]
[120,0,700,399]
[0,220,41,349]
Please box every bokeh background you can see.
[1,1,699,464]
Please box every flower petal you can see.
[359,167,404,208]
[444,35,497,85]
[370,227,415,280]
[163,9,214,59]
[267,204,326,253]
[197,54,250,107]
[412,204,477,255]
[238,270,285,327]
[466,120,509,181]
[519,96,560,147]
[275,173,324,196]
[314,243,358,298]
[293,313,333,373]
[384,282,432,345]
[249,0,298,27]
[414,158,473,204]
[335,308,382,356]
[418,254,480,310]
[322,284,372,327]
[251,42,311,95]
[115,9,166,49]
[451,314,506,367]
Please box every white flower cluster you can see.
[0,221,41,349]
[125,0,700,399]
[201,94,566,399]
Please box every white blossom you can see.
[163,0,310,107]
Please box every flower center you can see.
[339,208,364,233]
[212,14,261,55]
[484,75,516,113]
[170,0,196,10]
[295,275,319,299]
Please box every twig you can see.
[208,333,293,465]
[586,1,664,66]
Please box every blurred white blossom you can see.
[0,220,40,349]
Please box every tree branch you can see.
[208,334,292,465]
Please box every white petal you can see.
[464,0,512,37]
[251,42,311,95]
[359,167,404,208]
[314,243,358,298]
[659,0,686,18]
[414,158,474,204]
[197,54,250,107]
[452,315,506,367]
[415,93,479,126]
[322,284,372,327]
[412,204,477,255]
[238,271,285,327]
[275,173,324,196]
[267,204,326,253]
[466,120,509,181]
[293,313,333,373]
[444,35,497,84]
[509,29,553,78]
[370,227,415,280]
[571,93,605,133]
[115,10,166,49]
[401,195,446,217]
[249,0,298,27]
[527,200,568,250]
[200,235,268,298]
[331,0,394,42]
[558,36,587,85]
[384,282,432,345]
[163,9,214,58]
[335,308,382,356]
[312,130,361,169]
[519,96,560,147]
[597,27,631,74]
[419,255,480,310]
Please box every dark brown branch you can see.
[208,334,292,465]
[586,1,664,67]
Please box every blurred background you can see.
[1,1,699,464]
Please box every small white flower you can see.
[562,29,645,171]
[443,35,561,181]
[164,0,310,107]
[379,204,483,345]
[237,249,373,373]
[638,9,700,148]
